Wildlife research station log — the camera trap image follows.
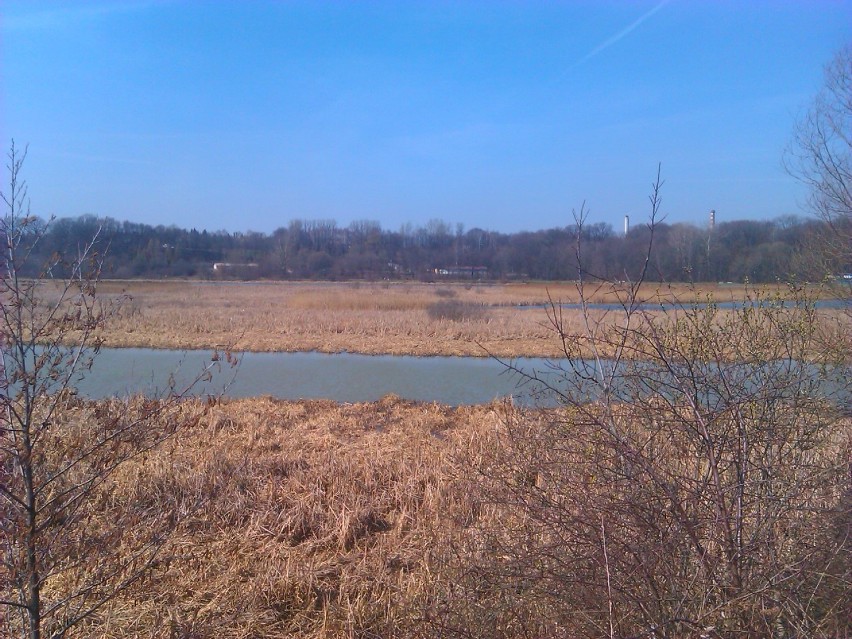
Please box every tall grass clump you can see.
[426,299,489,322]
[41,396,500,638]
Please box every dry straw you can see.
[90,280,819,357]
[57,396,507,638]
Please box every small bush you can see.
[434,287,457,298]
[427,300,488,322]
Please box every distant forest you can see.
[19,214,849,283]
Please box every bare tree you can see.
[786,43,852,278]
[433,175,851,638]
[0,143,225,639]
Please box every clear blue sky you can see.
[2,1,851,234]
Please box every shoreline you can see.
[55,279,844,359]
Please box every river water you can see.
[515,299,850,311]
[26,345,852,408]
[73,348,556,405]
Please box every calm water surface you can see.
[515,299,850,311]
[63,347,852,408]
[76,349,556,405]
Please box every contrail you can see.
[576,0,673,66]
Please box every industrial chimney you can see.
[624,215,630,236]
[709,209,716,230]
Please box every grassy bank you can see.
[80,280,828,357]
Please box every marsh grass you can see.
[58,396,500,638]
[18,393,850,638]
[79,280,833,357]
[426,299,489,322]
[289,290,424,311]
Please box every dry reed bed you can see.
[60,280,824,357]
[70,396,507,638]
[90,281,582,356]
[42,396,852,638]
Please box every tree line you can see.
[20,212,848,283]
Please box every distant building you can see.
[434,266,488,279]
[213,262,259,272]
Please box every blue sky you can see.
[2,1,851,234]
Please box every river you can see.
[72,348,556,405]
[19,346,851,408]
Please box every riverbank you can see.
[86,280,832,357]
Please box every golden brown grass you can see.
[76,280,837,357]
[34,395,851,638]
[11,280,846,637]
[66,395,501,638]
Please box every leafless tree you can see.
[0,143,226,639]
[786,43,852,279]
[433,174,851,638]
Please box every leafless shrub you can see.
[0,143,227,639]
[433,171,852,638]
[434,287,457,298]
[426,299,488,322]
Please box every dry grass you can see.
[60,395,502,638]
[26,395,850,638]
[71,280,838,358]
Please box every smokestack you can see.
[709,209,716,230]
[624,215,630,236]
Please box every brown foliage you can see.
[49,397,500,638]
[86,279,826,358]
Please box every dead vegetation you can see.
[6,394,848,639]
[32,396,500,638]
[82,280,830,357]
